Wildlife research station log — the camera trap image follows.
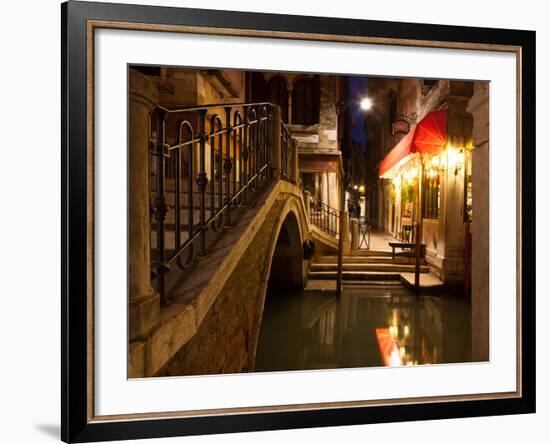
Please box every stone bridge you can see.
[127,70,349,377]
[129,177,345,378]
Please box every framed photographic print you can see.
[61,0,536,442]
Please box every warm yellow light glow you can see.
[353,184,358,190]
[360,97,373,110]
[428,168,437,178]
[404,325,410,336]
[446,146,465,174]
[447,148,457,169]
[431,154,440,167]
[358,185,365,194]
[404,169,417,183]
[389,350,402,367]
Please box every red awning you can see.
[378,110,447,178]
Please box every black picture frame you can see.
[61,1,536,442]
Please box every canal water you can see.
[254,284,472,372]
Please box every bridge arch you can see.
[268,211,304,290]
[146,184,317,377]
[247,192,309,369]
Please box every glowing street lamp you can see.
[335,95,373,115]
[360,96,373,111]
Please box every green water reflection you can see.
[254,284,472,372]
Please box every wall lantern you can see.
[392,113,417,135]
[446,146,465,175]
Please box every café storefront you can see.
[378,109,473,284]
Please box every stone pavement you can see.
[365,230,396,252]
[307,229,445,292]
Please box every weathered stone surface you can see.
[146,303,197,376]
[127,177,337,378]
[128,68,160,340]
[160,201,283,376]
[128,340,146,378]
[129,292,160,341]
[468,82,490,362]
[152,182,328,377]
[318,76,338,151]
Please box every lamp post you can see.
[335,95,372,298]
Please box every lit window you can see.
[422,168,440,219]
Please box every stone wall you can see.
[468,82,490,361]
[157,196,309,376]
[159,202,282,376]
[158,67,246,107]
[318,75,338,151]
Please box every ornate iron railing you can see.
[280,122,294,183]
[307,193,340,237]
[149,101,283,304]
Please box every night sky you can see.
[347,76,370,151]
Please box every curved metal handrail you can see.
[149,102,280,305]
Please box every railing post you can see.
[196,109,209,256]
[264,106,271,179]
[253,108,259,182]
[304,190,311,220]
[292,138,300,185]
[342,211,351,255]
[351,219,360,250]
[152,108,170,306]
[270,105,282,180]
[224,106,233,227]
[242,106,249,204]
[128,70,160,347]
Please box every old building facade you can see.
[249,72,344,212]
[364,78,486,286]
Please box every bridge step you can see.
[344,280,403,286]
[350,249,394,257]
[315,255,425,265]
[305,279,403,290]
[308,271,402,281]
[310,263,430,273]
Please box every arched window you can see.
[292,76,320,125]
[268,76,288,123]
